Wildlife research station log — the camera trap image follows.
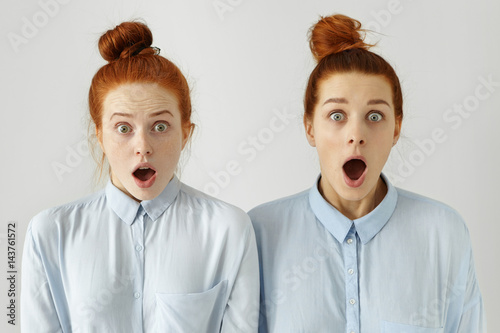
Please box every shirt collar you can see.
[105,176,181,225]
[309,173,398,244]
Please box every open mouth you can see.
[132,164,157,189]
[343,159,366,181]
[133,167,156,182]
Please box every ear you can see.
[304,117,316,147]
[392,117,402,146]
[96,125,105,153]
[181,123,194,150]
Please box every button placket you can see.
[130,209,146,332]
[344,227,360,333]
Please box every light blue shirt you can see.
[249,174,485,333]
[21,176,259,332]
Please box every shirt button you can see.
[134,292,141,299]
[348,268,354,275]
[347,238,353,244]
[349,299,356,305]
[135,245,143,252]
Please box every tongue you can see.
[343,159,366,180]
[134,168,155,181]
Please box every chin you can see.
[139,188,163,201]
[334,173,372,197]
[129,174,171,201]
[338,187,371,202]
[122,185,159,202]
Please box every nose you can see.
[135,132,153,156]
[347,120,366,146]
[349,137,365,145]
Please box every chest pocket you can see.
[155,280,228,332]
[381,321,443,333]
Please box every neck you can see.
[319,176,387,220]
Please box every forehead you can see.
[103,82,180,116]
[318,73,393,104]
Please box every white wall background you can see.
[1,0,498,331]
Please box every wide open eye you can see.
[330,112,345,121]
[368,112,383,122]
[118,124,131,133]
[154,122,168,132]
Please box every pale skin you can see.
[305,72,401,220]
[97,82,191,202]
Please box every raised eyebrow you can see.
[150,110,174,118]
[323,97,348,105]
[367,99,391,107]
[110,112,131,121]
[109,110,174,121]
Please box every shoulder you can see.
[394,187,468,233]
[28,190,105,238]
[177,182,251,232]
[248,189,310,228]
[249,189,310,218]
[396,187,462,217]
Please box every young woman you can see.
[249,14,485,333]
[21,21,259,332]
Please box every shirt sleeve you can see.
[457,249,487,332]
[21,221,63,333]
[220,222,260,333]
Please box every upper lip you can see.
[343,155,367,165]
[132,162,156,173]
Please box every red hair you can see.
[88,21,193,176]
[304,14,403,123]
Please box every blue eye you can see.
[368,112,383,122]
[154,123,168,132]
[330,112,345,121]
[118,125,131,133]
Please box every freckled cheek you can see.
[315,141,343,172]
[316,133,343,156]
[374,134,394,150]
[103,137,130,157]
[152,139,184,169]
[152,136,182,152]
[370,138,393,169]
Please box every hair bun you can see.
[98,21,154,62]
[309,14,372,62]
